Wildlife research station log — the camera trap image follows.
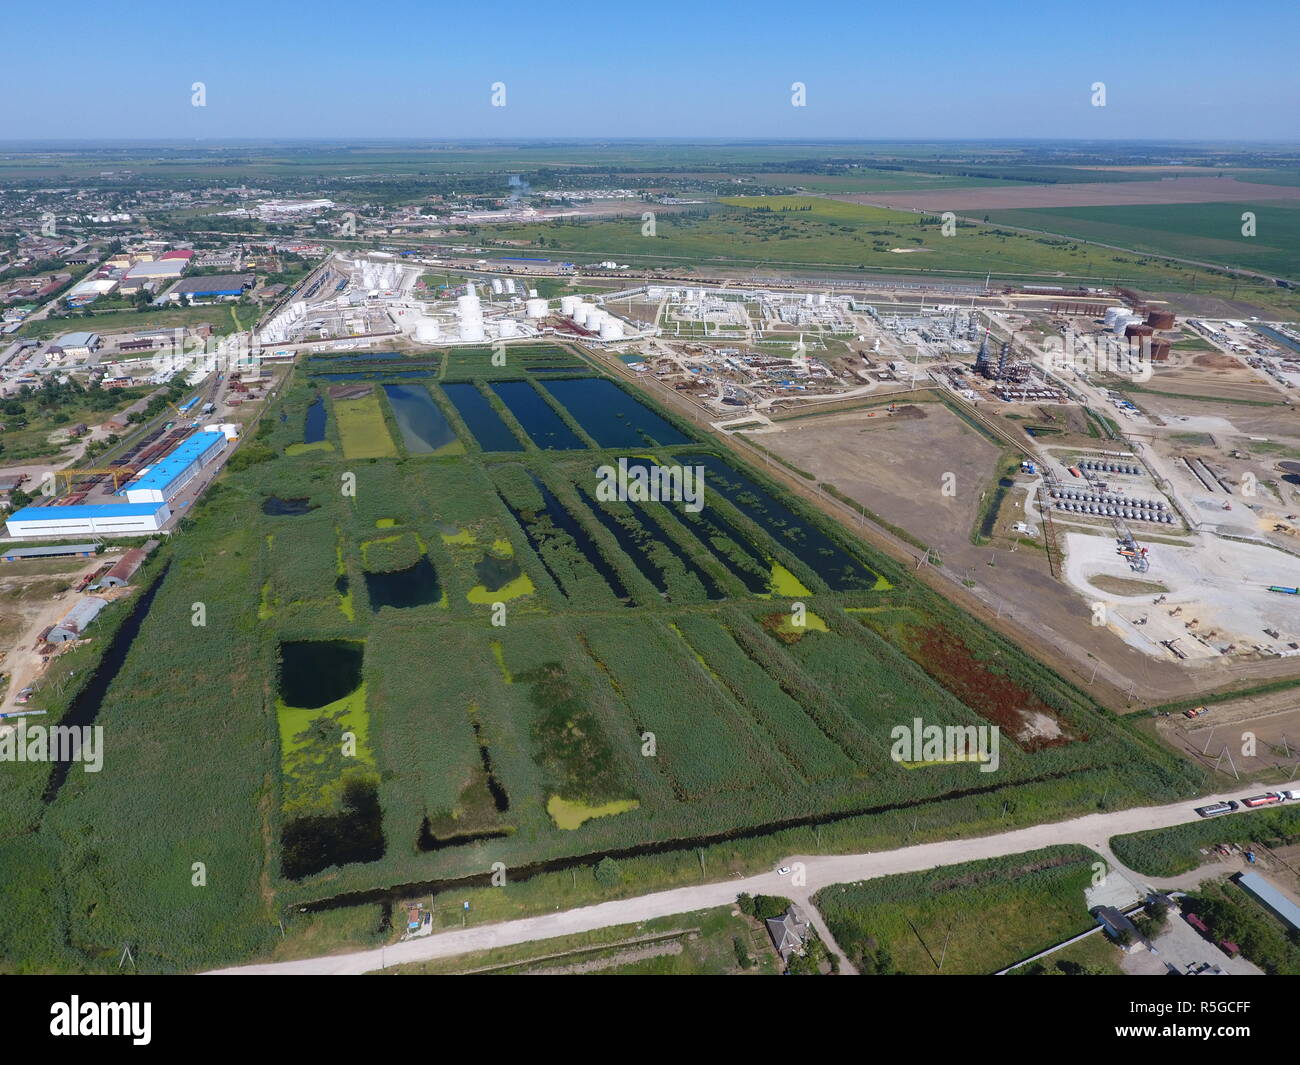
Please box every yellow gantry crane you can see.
[53,467,134,492]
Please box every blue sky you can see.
[3,0,1297,141]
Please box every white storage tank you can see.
[498,319,520,338]
[560,295,580,316]
[599,318,625,340]
[415,318,442,342]
[525,298,548,319]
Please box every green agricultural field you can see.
[984,201,1300,279]
[0,344,1205,973]
[740,170,1013,194]
[814,846,1104,974]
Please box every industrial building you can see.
[1235,872,1300,933]
[99,542,156,587]
[48,597,108,643]
[2,543,97,562]
[4,502,172,538]
[50,331,101,358]
[124,259,187,282]
[167,274,254,302]
[121,431,225,504]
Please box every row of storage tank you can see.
[1103,306,1177,335]
[1054,501,1174,523]
[1079,460,1140,475]
[1050,488,1166,510]
[559,295,626,340]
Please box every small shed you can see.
[48,596,108,642]
[1093,906,1147,953]
[100,540,158,587]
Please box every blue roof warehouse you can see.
[166,273,254,302]
[122,431,226,504]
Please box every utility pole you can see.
[1224,744,1240,781]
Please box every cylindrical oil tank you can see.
[1146,310,1176,330]
[599,318,625,341]
[525,298,548,319]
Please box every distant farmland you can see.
[982,201,1300,279]
[831,176,1300,212]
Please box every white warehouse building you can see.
[5,502,172,538]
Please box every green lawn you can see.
[20,304,248,339]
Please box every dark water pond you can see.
[304,396,327,443]
[279,640,364,709]
[281,777,384,880]
[490,380,586,450]
[441,382,523,452]
[364,556,441,611]
[263,496,318,516]
[543,377,691,447]
[315,370,429,381]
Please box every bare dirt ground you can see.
[751,402,1233,704]
[0,555,120,710]
[1132,354,1289,405]
[1160,695,1300,780]
[752,402,1000,548]
[1155,291,1296,320]
[831,177,1300,212]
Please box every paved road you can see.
[206,781,1299,975]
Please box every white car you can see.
[776,866,792,877]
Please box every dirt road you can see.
[205,780,1298,976]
